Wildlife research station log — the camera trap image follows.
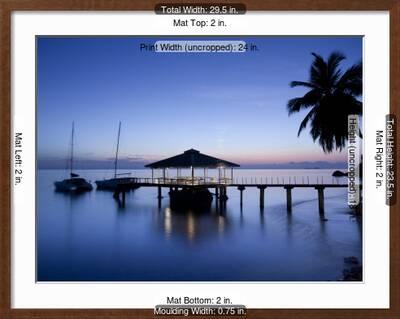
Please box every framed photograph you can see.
[1,0,399,318]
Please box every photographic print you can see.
[36,36,363,282]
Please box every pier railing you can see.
[231,176,346,185]
[131,177,232,185]
[128,176,347,186]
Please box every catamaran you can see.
[54,122,93,192]
[95,121,136,190]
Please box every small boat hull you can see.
[54,178,93,192]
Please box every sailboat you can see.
[95,121,136,190]
[54,122,93,192]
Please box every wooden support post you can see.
[156,186,162,208]
[285,186,293,212]
[220,186,228,201]
[221,189,225,209]
[257,186,266,208]
[219,187,225,204]
[113,188,120,200]
[157,186,162,199]
[316,187,325,217]
[238,186,245,206]
[113,185,126,207]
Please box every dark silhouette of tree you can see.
[288,52,362,152]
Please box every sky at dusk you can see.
[37,36,362,169]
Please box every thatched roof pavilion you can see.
[145,149,239,183]
[146,149,239,169]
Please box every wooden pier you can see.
[113,176,348,218]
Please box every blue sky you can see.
[37,36,362,169]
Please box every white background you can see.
[12,11,390,308]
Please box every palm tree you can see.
[288,51,362,152]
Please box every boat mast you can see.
[70,121,74,177]
[114,121,121,178]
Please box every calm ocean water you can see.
[37,169,362,281]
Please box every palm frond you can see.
[327,51,346,85]
[336,62,362,96]
[310,52,328,88]
[297,108,316,136]
[289,81,318,89]
[287,89,321,115]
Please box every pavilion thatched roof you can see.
[145,149,240,169]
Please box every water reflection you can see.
[239,208,244,227]
[164,207,172,237]
[218,215,225,234]
[259,208,265,230]
[160,204,231,241]
[39,170,362,281]
[286,212,293,241]
[54,190,88,202]
[187,212,196,240]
